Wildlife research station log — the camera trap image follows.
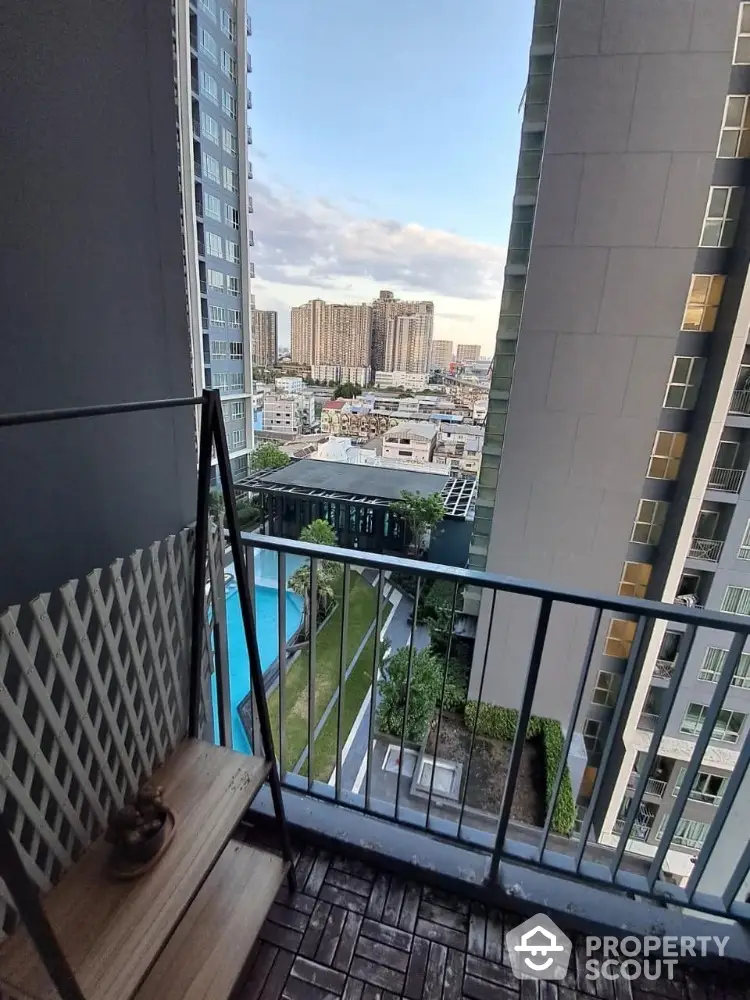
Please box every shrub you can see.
[463,702,576,836]
[439,659,470,714]
[377,647,442,743]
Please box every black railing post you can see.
[210,389,297,890]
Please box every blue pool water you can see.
[212,549,305,752]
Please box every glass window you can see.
[232,401,245,420]
[227,309,241,328]
[718,96,750,157]
[734,3,750,64]
[222,90,237,120]
[583,718,602,758]
[200,70,218,103]
[225,239,240,263]
[230,373,244,393]
[201,111,219,144]
[207,268,224,290]
[204,192,221,220]
[671,819,710,850]
[698,647,750,688]
[221,50,237,81]
[220,9,236,39]
[227,275,240,297]
[198,0,217,18]
[700,187,744,247]
[231,428,246,450]
[202,152,220,184]
[663,356,705,410]
[647,431,686,480]
[213,373,229,391]
[200,28,218,61]
[592,670,620,707]
[206,232,223,259]
[223,166,238,193]
[229,341,243,358]
[680,703,746,743]
[681,275,725,332]
[631,499,668,546]
[222,128,238,156]
[211,340,228,359]
[209,305,226,326]
[738,520,750,560]
[722,585,750,615]
[618,562,652,599]
[224,204,240,229]
[674,768,728,804]
[604,618,637,658]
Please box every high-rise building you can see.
[176,0,255,478]
[384,313,434,374]
[431,339,454,370]
[471,0,750,878]
[253,310,278,367]
[371,290,434,372]
[455,343,482,364]
[290,299,372,368]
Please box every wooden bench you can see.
[0,740,285,1000]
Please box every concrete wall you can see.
[472,0,738,721]
[0,0,197,609]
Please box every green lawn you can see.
[267,572,385,781]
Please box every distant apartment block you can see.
[430,339,454,370]
[262,391,314,436]
[252,310,278,367]
[290,299,372,368]
[371,290,434,372]
[455,343,482,364]
[384,313,434,374]
[382,422,438,465]
[274,376,304,393]
[374,371,429,392]
[311,364,371,386]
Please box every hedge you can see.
[464,702,576,836]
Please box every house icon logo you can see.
[506,913,572,980]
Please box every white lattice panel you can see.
[0,522,224,937]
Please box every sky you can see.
[249,0,534,353]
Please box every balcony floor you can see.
[235,846,746,1000]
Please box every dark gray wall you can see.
[0,0,197,608]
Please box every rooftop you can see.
[323,399,347,410]
[249,458,450,502]
[383,421,438,442]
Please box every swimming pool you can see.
[212,548,305,752]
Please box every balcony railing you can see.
[730,388,750,414]
[655,657,676,678]
[627,774,667,797]
[637,712,659,731]
[708,465,745,493]
[614,818,653,841]
[688,537,724,562]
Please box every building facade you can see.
[455,343,482,364]
[382,422,438,465]
[431,339,454,370]
[471,0,750,878]
[290,300,372,368]
[176,0,255,478]
[373,371,429,391]
[384,314,434,374]
[311,364,371,386]
[274,376,304,394]
[253,309,278,367]
[371,290,434,372]
[262,391,314,436]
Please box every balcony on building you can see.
[653,629,682,686]
[685,504,731,568]
[627,754,674,800]
[637,688,666,733]
[727,364,750,423]
[615,800,658,842]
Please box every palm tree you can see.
[289,560,338,638]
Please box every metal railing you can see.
[655,658,675,678]
[614,818,653,841]
[707,466,744,493]
[223,530,750,932]
[688,537,724,562]
[730,389,750,414]
[627,774,667,797]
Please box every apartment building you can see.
[373,371,429,392]
[176,0,255,476]
[262,391,314,436]
[371,290,434,372]
[311,364,371,386]
[320,400,397,439]
[471,0,750,878]
[382,422,438,465]
[253,309,278,367]
[431,339,454,370]
[290,300,372,367]
[455,343,482,364]
[383,314,433,374]
[274,376,304,393]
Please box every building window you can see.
[680,703,746,743]
[583,718,603,759]
[201,111,219,144]
[232,400,245,420]
[222,128,238,157]
[198,0,217,18]
[718,96,750,157]
[738,519,750,559]
[734,3,750,63]
[209,305,226,327]
[220,9,236,39]
[206,232,223,259]
[207,268,224,290]
[204,192,221,220]
[618,562,651,599]
[200,28,218,61]
[226,239,240,263]
[227,309,241,328]
[681,274,725,332]
[604,618,637,658]
[223,166,238,193]
[230,373,244,393]
[722,585,750,615]
[200,70,218,103]
[658,818,710,850]
[231,428,246,450]
[647,431,686,480]
[202,153,220,184]
[225,204,240,229]
[211,340,228,360]
[631,499,668,546]
[229,341,243,359]
[699,647,750,688]
[592,670,620,707]
[227,275,240,296]
[213,373,229,392]
[663,357,705,410]
[222,90,237,120]
[673,768,728,804]
[221,50,237,81]
[699,187,744,248]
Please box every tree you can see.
[333,382,362,399]
[389,490,446,556]
[250,442,291,471]
[377,647,442,742]
[288,520,341,637]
